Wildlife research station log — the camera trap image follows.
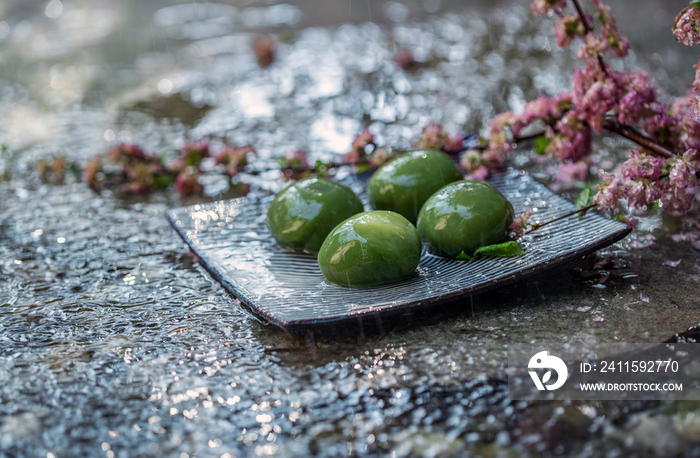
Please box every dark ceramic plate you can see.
[167,169,632,332]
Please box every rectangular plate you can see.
[167,169,632,332]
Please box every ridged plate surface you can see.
[167,169,632,331]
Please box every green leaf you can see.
[275,157,287,168]
[456,251,473,261]
[574,183,595,218]
[474,241,525,258]
[356,163,369,173]
[691,0,700,8]
[534,135,550,155]
[575,183,594,209]
[153,174,175,188]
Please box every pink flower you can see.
[278,150,310,180]
[593,0,630,57]
[546,113,592,161]
[571,67,620,133]
[460,150,490,180]
[369,148,392,168]
[489,112,517,133]
[662,149,699,215]
[282,149,308,169]
[620,148,665,181]
[394,48,416,70]
[175,140,210,172]
[554,160,588,189]
[83,155,102,191]
[605,31,630,58]
[682,119,700,151]
[643,109,680,145]
[617,92,645,125]
[510,209,532,238]
[122,162,155,194]
[672,92,698,118]
[531,0,567,15]
[694,58,700,93]
[486,130,513,163]
[594,170,626,212]
[344,129,375,164]
[624,179,664,210]
[511,96,562,137]
[673,6,700,46]
[175,170,204,197]
[416,122,465,153]
[577,32,609,62]
[481,146,508,171]
[252,35,277,68]
[107,143,149,165]
[554,14,586,49]
[216,145,255,177]
[616,72,657,125]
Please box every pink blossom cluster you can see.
[595,148,699,216]
[473,0,700,217]
[85,141,254,197]
[554,14,586,48]
[531,0,567,15]
[216,145,256,177]
[277,149,310,181]
[673,6,700,46]
[98,143,167,194]
[509,209,533,238]
[343,129,375,164]
[673,9,700,124]
[172,140,210,196]
[416,122,465,154]
[587,0,629,58]
[460,149,490,180]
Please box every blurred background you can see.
[0,0,694,165]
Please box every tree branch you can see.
[571,0,608,76]
[602,119,676,158]
[518,204,599,238]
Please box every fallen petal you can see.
[577,306,592,313]
[640,293,650,303]
[662,259,682,267]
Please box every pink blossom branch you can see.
[473,123,676,158]
[602,120,675,158]
[571,0,609,76]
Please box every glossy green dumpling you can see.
[318,211,422,288]
[417,180,514,259]
[267,178,364,254]
[368,150,463,224]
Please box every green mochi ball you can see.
[266,178,364,254]
[368,150,463,224]
[317,211,422,288]
[416,180,514,259]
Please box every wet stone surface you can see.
[1,1,700,457]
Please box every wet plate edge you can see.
[166,172,632,332]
